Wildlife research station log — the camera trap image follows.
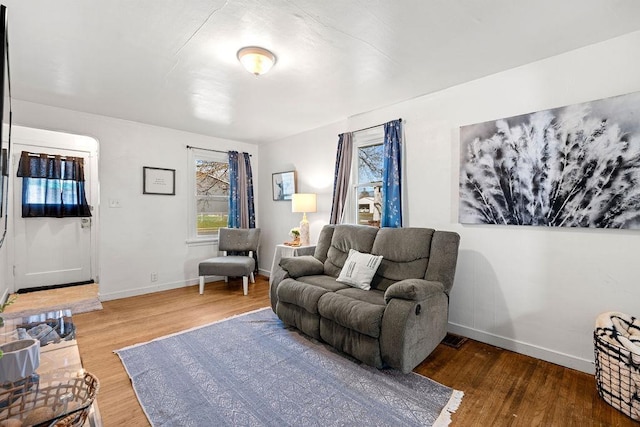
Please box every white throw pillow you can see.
[336,249,383,290]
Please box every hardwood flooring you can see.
[4,284,99,314]
[71,276,636,426]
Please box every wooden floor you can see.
[4,284,100,314]
[70,276,637,427]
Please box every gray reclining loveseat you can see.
[269,224,460,373]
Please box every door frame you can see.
[8,125,99,292]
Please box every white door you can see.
[13,144,93,290]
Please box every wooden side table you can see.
[269,244,316,285]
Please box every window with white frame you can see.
[188,149,229,242]
[347,128,384,225]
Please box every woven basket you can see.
[0,371,99,426]
[594,328,640,420]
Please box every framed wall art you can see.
[272,170,296,201]
[143,166,176,195]
[459,91,640,229]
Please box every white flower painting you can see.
[459,91,640,228]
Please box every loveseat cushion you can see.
[297,275,350,292]
[323,225,378,277]
[277,278,332,314]
[320,319,383,368]
[317,289,386,338]
[277,275,349,313]
[335,287,386,306]
[370,227,434,291]
[279,255,324,278]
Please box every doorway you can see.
[10,126,99,292]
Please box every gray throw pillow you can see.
[279,256,325,278]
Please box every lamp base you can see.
[299,218,310,246]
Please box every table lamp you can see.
[292,193,317,246]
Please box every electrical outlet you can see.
[109,198,122,208]
[151,272,158,282]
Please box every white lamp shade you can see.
[292,193,317,213]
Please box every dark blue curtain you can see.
[228,151,255,229]
[228,151,239,227]
[382,120,402,227]
[17,151,91,218]
[228,150,257,271]
[242,153,256,228]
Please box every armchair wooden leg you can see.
[199,276,205,294]
[242,276,249,296]
[250,272,255,283]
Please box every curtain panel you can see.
[382,120,402,227]
[329,132,353,224]
[17,151,92,218]
[227,151,255,229]
[227,150,257,271]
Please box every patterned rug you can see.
[115,308,463,426]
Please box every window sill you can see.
[186,237,219,247]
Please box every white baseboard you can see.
[448,322,595,374]
[99,280,192,301]
[99,275,229,301]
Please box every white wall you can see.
[259,30,640,373]
[11,100,258,300]
[258,120,346,276]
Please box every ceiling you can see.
[5,1,640,144]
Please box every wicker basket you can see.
[0,371,99,427]
[594,325,640,420]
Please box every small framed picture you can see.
[143,166,176,195]
[272,170,296,201]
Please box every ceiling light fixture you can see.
[237,46,276,76]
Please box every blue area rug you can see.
[115,308,463,426]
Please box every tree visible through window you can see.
[356,143,383,226]
[196,159,229,236]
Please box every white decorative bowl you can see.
[0,339,40,383]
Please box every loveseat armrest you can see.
[384,279,445,303]
[279,255,325,278]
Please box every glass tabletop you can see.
[0,310,98,426]
[2,309,75,346]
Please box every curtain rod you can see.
[186,145,252,157]
[340,118,402,137]
[23,151,79,160]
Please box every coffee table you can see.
[0,309,101,426]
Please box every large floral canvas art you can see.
[459,91,640,228]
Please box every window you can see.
[334,120,402,227]
[188,149,229,243]
[349,129,384,226]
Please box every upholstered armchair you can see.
[199,227,261,295]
